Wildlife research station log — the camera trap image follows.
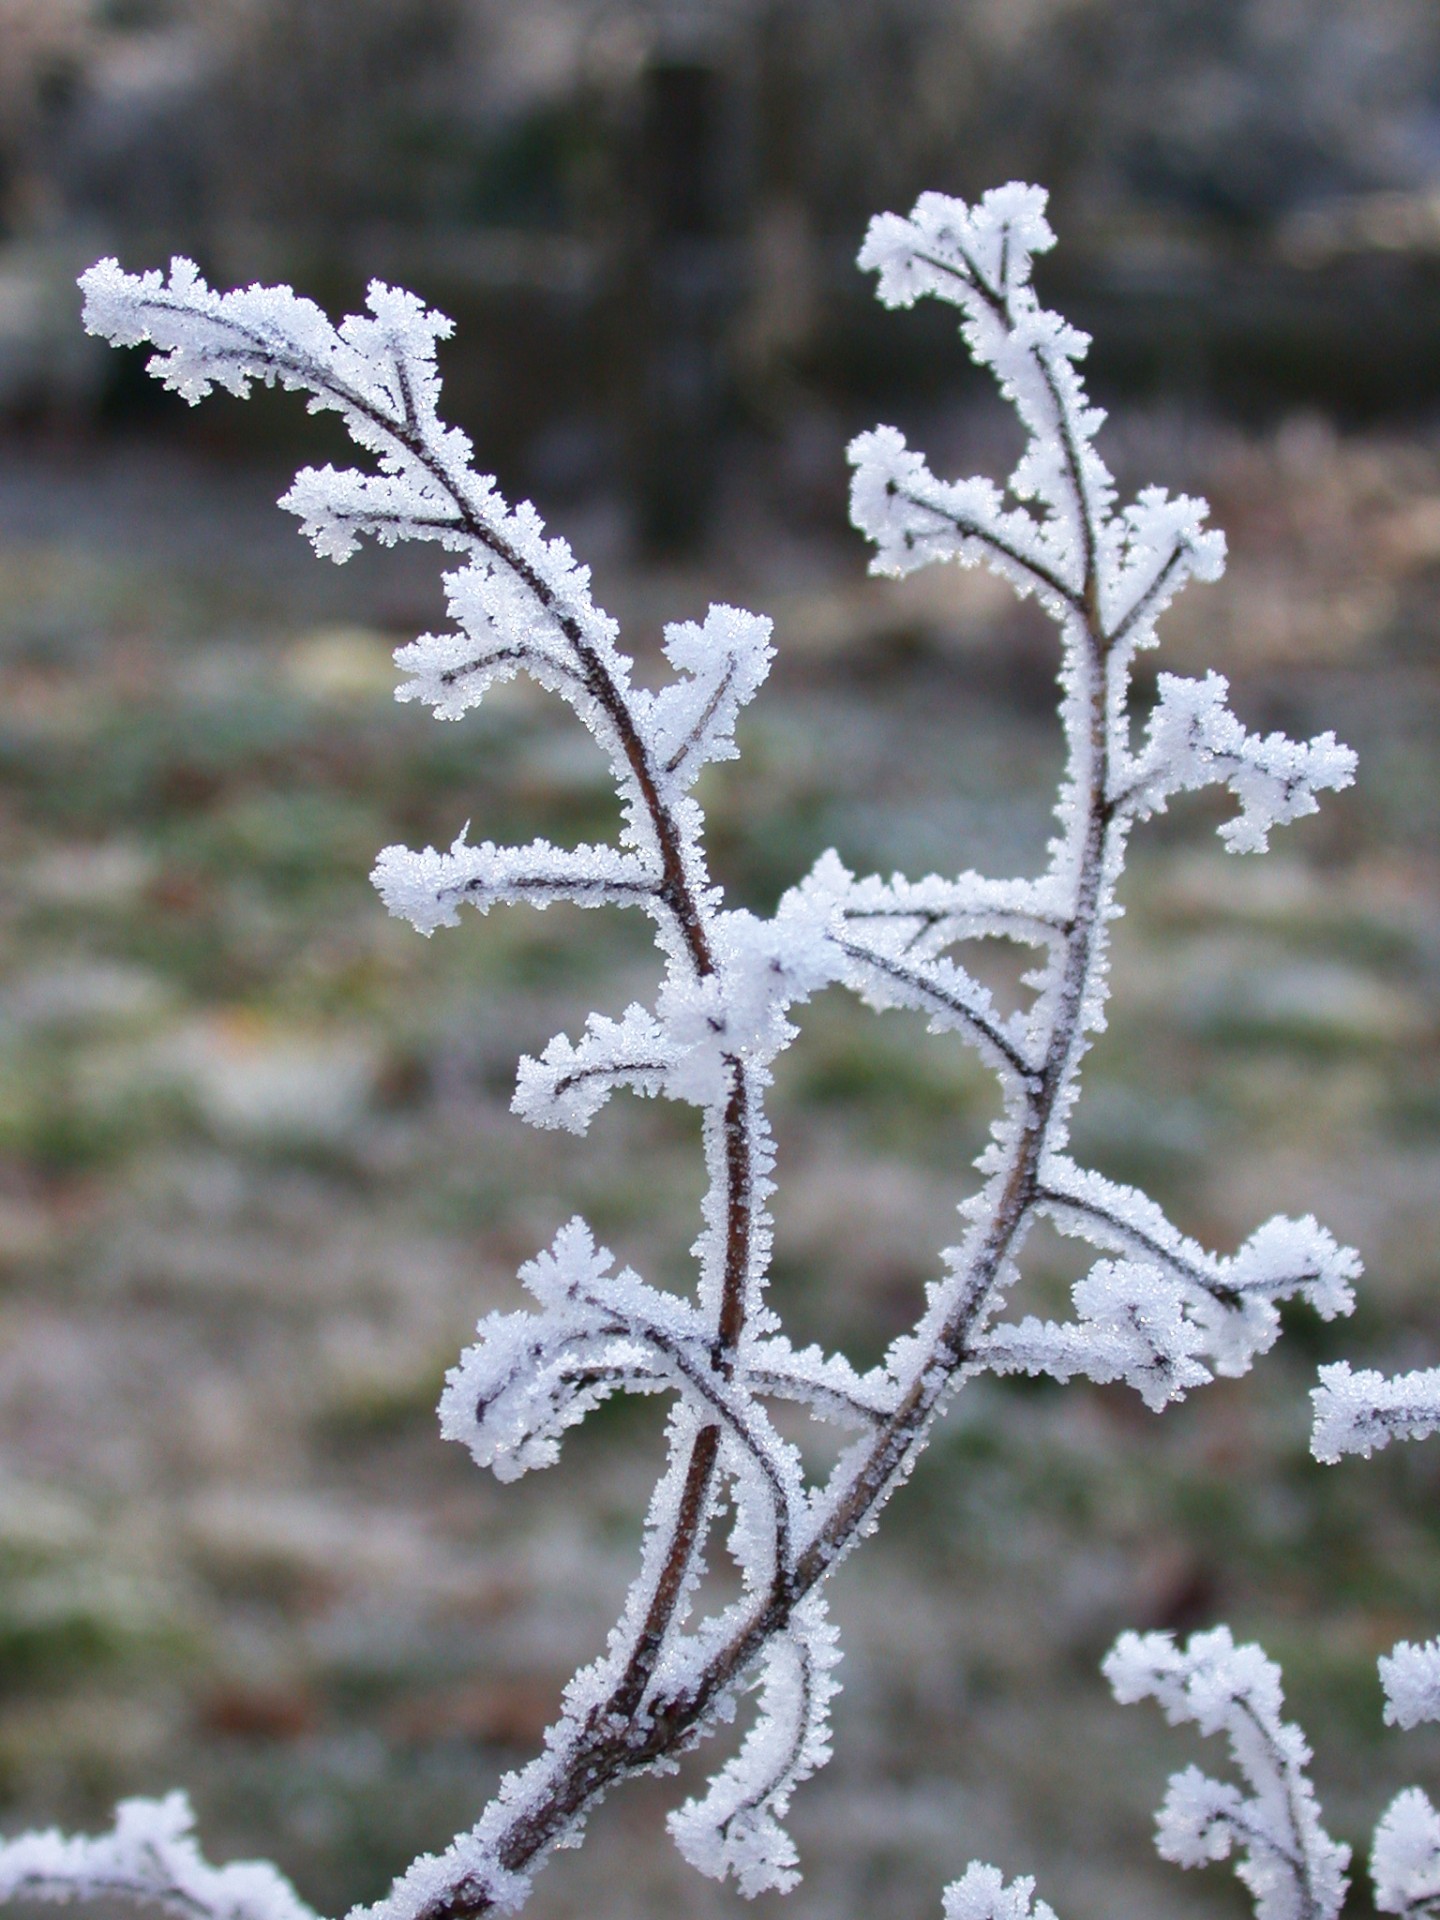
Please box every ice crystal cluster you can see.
[0,183,1393,1920]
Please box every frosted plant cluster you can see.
[0,184,1379,1920]
[1086,1357,1440,1920]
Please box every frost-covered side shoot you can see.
[0,183,1360,1920]
[1087,1343,1440,1920]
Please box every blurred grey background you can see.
[2,5,1440,1920]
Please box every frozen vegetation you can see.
[0,183,1431,1920]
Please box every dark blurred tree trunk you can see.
[618,48,747,557]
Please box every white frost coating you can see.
[1109,1622,1440,1920]
[70,188,1365,1920]
[848,424,1074,612]
[855,184,1111,579]
[0,1795,316,1920]
[941,1864,1059,1920]
[439,1219,803,1548]
[1105,1627,1350,1920]
[743,1332,897,1430]
[1380,1641,1440,1732]
[1374,1790,1440,1918]
[1119,672,1357,853]
[1103,488,1227,644]
[1311,1362,1440,1461]
[981,1260,1212,1409]
[372,834,654,936]
[514,1005,672,1133]
[668,1593,840,1896]
[799,850,1068,959]
[1038,1161,1358,1379]
[1299,1354,1440,1915]
[637,605,775,790]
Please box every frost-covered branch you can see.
[1311,1362,1440,1462]
[30,181,1364,1920]
[0,1796,315,1920]
[1102,1614,1440,1920]
[1115,671,1356,853]
[1035,1161,1358,1379]
[1059,1356,1440,1920]
[1308,1358,1440,1916]
[1105,1628,1351,1920]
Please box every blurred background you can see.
[2,3,1440,1918]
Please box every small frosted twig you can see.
[1038,1162,1357,1377]
[822,858,1070,954]
[668,1592,840,1895]
[1115,671,1356,854]
[979,1260,1212,1409]
[832,933,1038,1084]
[1304,1351,1440,1915]
[373,836,658,937]
[744,1335,898,1431]
[1311,1362,1440,1462]
[1105,1627,1350,1920]
[0,1796,316,1920]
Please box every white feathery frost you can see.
[941,1865,1059,1920]
[1380,1641,1440,1732]
[40,182,1368,1920]
[1105,1628,1350,1920]
[1311,1361,1440,1462]
[0,1795,315,1920]
[1373,1789,1440,1918]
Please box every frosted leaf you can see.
[1105,1628,1350,1920]
[941,1864,1058,1920]
[1120,672,1356,853]
[1374,1789,1440,1917]
[0,1794,316,1920]
[1311,1363,1440,1462]
[668,1593,841,1897]
[371,832,655,935]
[981,1260,1212,1409]
[638,605,774,790]
[1380,1642,1440,1731]
[514,1005,672,1134]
